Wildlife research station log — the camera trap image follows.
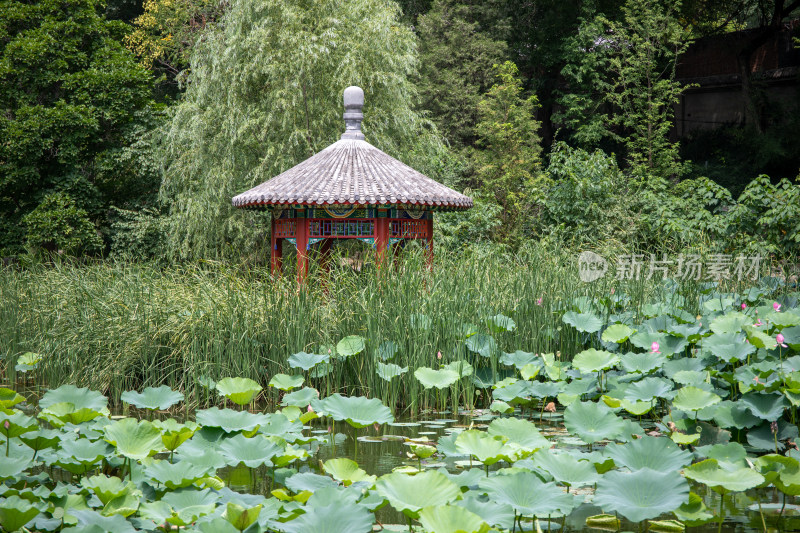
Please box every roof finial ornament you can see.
[341,86,365,140]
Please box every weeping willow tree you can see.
[159,0,444,259]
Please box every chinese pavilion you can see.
[231,86,472,278]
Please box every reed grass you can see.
[0,244,779,415]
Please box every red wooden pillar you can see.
[270,218,283,275]
[296,216,309,282]
[320,238,332,273]
[425,217,433,268]
[375,216,389,266]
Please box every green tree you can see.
[472,61,547,245]
[416,0,509,148]
[159,0,443,259]
[559,0,691,180]
[0,0,159,256]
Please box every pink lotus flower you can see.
[774,302,782,312]
[777,333,788,348]
[651,342,661,354]
[437,351,442,360]
[307,405,313,412]
[741,303,747,310]
[536,298,543,306]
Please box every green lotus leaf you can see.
[376,362,408,381]
[493,380,533,405]
[602,324,634,343]
[0,388,25,409]
[703,297,734,312]
[39,402,104,427]
[775,461,800,495]
[375,471,461,519]
[709,312,750,335]
[40,385,108,412]
[563,401,625,445]
[311,394,393,428]
[103,418,163,461]
[563,311,603,334]
[487,418,549,451]
[631,332,688,356]
[281,387,319,407]
[419,505,490,533]
[377,341,399,361]
[455,430,518,465]
[216,377,262,405]
[0,456,30,479]
[585,514,621,530]
[81,475,137,505]
[143,459,212,489]
[739,392,789,420]
[708,401,761,429]
[704,333,755,362]
[0,410,37,439]
[672,492,715,526]
[415,367,460,390]
[619,352,666,374]
[0,495,41,532]
[195,407,268,433]
[323,458,376,486]
[454,494,515,530]
[141,488,218,527]
[695,442,747,468]
[56,438,113,470]
[120,385,184,411]
[594,468,688,522]
[604,436,692,473]
[18,429,60,453]
[782,326,800,350]
[489,400,514,414]
[479,472,577,517]
[223,502,262,532]
[336,335,366,357]
[487,314,516,333]
[445,360,474,378]
[768,310,800,328]
[572,348,620,373]
[683,458,765,493]
[527,381,562,398]
[258,412,304,437]
[269,374,304,392]
[466,334,497,358]
[747,419,798,452]
[672,370,706,386]
[153,419,196,451]
[285,472,339,493]
[65,509,138,533]
[196,376,216,390]
[282,503,373,533]
[500,350,538,369]
[219,434,283,468]
[15,352,42,373]
[672,386,721,413]
[410,443,437,460]
[288,351,329,371]
[533,451,600,487]
[743,325,778,349]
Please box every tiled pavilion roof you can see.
[232,87,472,211]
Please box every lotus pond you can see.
[2,280,800,532]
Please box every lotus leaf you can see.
[527,381,562,398]
[500,350,539,369]
[563,401,625,445]
[268,374,304,391]
[704,333,754,362]
[258,413,304,437]
[120,385,184,411]
[18,429,59,455]
[683,458,765,493]
[0,388,25,409]
[602,324,634,343]
[81,475,137,505]
[288,351,329,371]
[282,502,373,533]
[154,419,196,452]
[66,509,138,533]
[39,402,104,427]
[311,394,393,428]
[672,386,721,413]
[743,325,778,349]
[445,360,474,378]
[619,350,665,374]
[490,400,513,414]
[561,311,603,334]
[103,418,163,461]
[411,314,432,331]
[336,335,366,357]
[492,381,532,405]
[739,392,789,420]
[376,362,408,381]
[487,314,516,333]
[377,341,399,361]
[0,495,41,532]
[533,451,599,488]
[747,419,799,451]
[572,348,620,374]
[323,458,377,486]
[39,385,108,412]
[15,352,41,372]
[56,438,113,469]
[695,442,747,467]
[144,459,212,488]
[375,471,461,518]
[710,312,750,334]
[223,502,262,532]
[604,436,691,473]
[219,434,283,468]
[415,367,460,389]
[216,377,262,405]
[480,472,577,517]
[594,468,688,522]
[623,377,675,402]
[0,456,30,479]
[285,472,339,493]
[455,495,515,530]
[0,411,37,441]
[419,505,490,533]
[709,401,761,429]
[631,332,688,356]
[455,430,520,465]
[195,408,269,433]
[487,418,548,451]
[466,334,498,359]
[585,514,621,530]
[672,492,715,526]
